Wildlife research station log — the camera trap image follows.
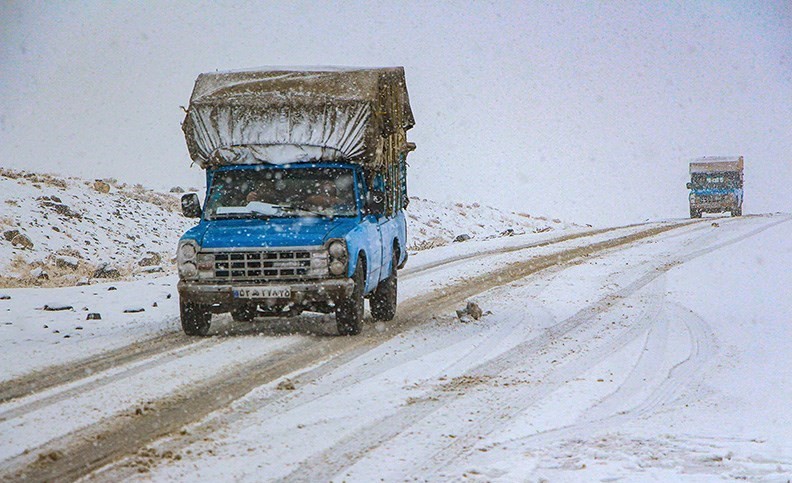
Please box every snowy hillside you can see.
[0,169,578,288]
[405,197,578,251]
[0,169,193,288]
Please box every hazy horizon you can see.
[2,1,790,225]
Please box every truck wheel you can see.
[180,300,212,336]
[336,257,365,336]
[231,306,256,322]
[732,205,742,217]
[690,208,701,218]
[370,253,397,321]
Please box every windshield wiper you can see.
[277,204,329,217]
[209,212,272,220]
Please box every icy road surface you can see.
[1,214,791,481]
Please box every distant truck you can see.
[176,67,416,336]
[687,156,744,218]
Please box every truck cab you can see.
[175,67,415,336]
[687,156,744,218]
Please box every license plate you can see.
[233,286,291,299]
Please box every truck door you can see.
[362,213,384,288]
[361,174,384,290]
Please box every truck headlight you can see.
[328,240,347,259]
[327,239,348,276]
[177,240,200,279]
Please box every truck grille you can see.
[701,194,726,202]
[208,250,322,281]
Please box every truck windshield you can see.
[690,172,742,189]
[204,167,357,220]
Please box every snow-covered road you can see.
[2,214,791,482]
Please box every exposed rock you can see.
[11,233,34,250]
[453,233,471,243]
[42,304,73,311]
[169,186,185,193]
[40,201,82,219]
[93,264,121,279]
[87,313,102,320]
[0,295,11,300]
[141,266,164,273]
[466,301,483,320]
[500,228,515,237]
[31,267,48,279]
[123,307,145,313]
[3,229,20,241]
[534,226,552,233]
[276,379,296,390]
[55,256,80,270]
[56,247,83,259]
[137,252,162,267]
[711,222,720,227]
[456,301,484,322]
[36,451,63,463]
[93,180,111,193]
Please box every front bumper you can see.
[691,201,736,212]
[178,278,354,307]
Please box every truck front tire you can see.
[371,252,398,322]
[336,257,365,336]
[180,300,212,336]
[732,204,742,217]
[690,208,701,218]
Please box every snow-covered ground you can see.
[102,214,788,483]
[1,171,790,482]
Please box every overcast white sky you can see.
[1,1,790,225]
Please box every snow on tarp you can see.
[689,156,744,174]
[182,67,415,168]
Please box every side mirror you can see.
[686,182,692,189]
[366,190,386,216]
[181,193,202,218]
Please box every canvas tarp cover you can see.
[182,67,415,168]
[689,156,744,174]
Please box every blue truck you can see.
[176,67,416,336]
[687,156,744,218]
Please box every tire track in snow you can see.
[489,301,716,452]
[0,337,217,424]
[282,215,789,481]
[0,222,656,407]
[1,221,694,482]
[418,215,790,479]
[285,258,670,482]
[0,224,648,432]
[92,267,566,482]
[0,331,191,405]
